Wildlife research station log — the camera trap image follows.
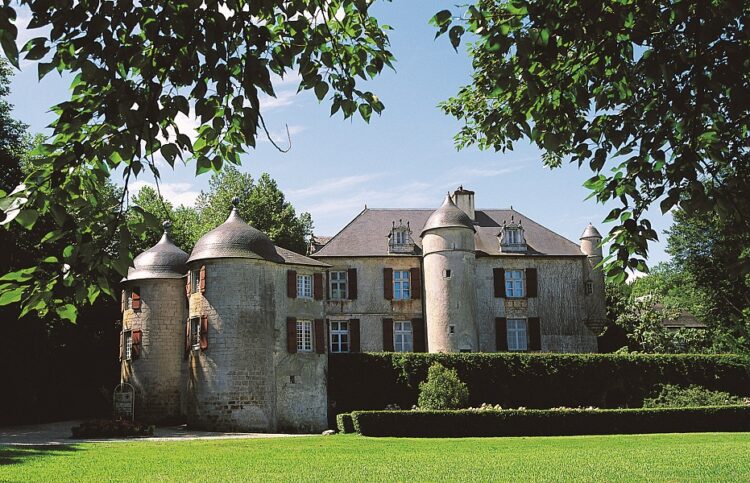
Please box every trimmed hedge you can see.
[350,406,750,437]
[336,413,355,434]
[328,353,750,421]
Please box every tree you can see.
[0,57,27,194]
[417,363,469,410]
[431,1,750,281]
[0,1,393,320]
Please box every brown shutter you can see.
[382,318,394,351]
[119,331,124,361]
[314,273,324,300]
[526,268,538,298]
[314,319,325,354]
[410,267,421,300]
[199,265,206,293]
[383,268,393,300]
[412,318,426,352]
[131,330,142,359]
[325,271,330,300]
[496,317,508,351]
[185,272,191,297]
[184,318,191,358]
[349,318,361,353]
[200,315,208,350]
[287,317,298,353]
[287,270,297,298]
[493,268,505,298]
[348,268,358,300]
[528,317,541,351]
[131,287,141,310]
[326,319,331,351]
[121,290,126,313]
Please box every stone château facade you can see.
[119,188,605,432]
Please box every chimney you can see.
[451,186,475,221]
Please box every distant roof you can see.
[653,303,707,329]
[421,195,476,236]
[313,207,584,258]
[276,246,330,267]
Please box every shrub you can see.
[71,419,154,438]
[417,363,469,410]
[336,413,355,434]
[643,384,745,408]
[350,406,750,437]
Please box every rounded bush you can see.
[418,362,469,410]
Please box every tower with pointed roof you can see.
[421,194,480,352]
[580,223,606,334]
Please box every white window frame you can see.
[329,320,350,353]
[190,316,201,350]
[507,319,528,351]
[505,228,522,244]
[505,270,525,298]
[297,274,313,299]
[394,320,413,353]
[393,270,411,300]
[126,289,133,309]
[190,269,200,293]
[393,230,408,245]
[297,320,313,352]
[124,330,133,361]
[329,271,348,300]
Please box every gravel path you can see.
[0,420,310,446]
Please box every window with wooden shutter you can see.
[119,331,124,361]
[383,268,393,300]
[287,270,297,298]
[131,287,141,310]
[528,317,541,351]
[493,268,505,298]
[349,318,361,353]
[184,318,191,359]
[410,267,422,300]
[121,290,126,313]
[526,268,538,298]
[200,315,208,350]
[411,318,426,352]
[131,330,142,359]
[313,273,324,300]
[199,265,206,293]
[495,317,508,351]
[347,268,358,300]
[287,317,297,353]
[314,319,325,354]
[382,318,394,351]
[185,273,190,297]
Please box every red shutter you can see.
[528,317,541,351]
[314,273,324,300]
[131,330,142,359]
[199,265,206,294]
[383,268,393,300]
[185,272,190,297]
[287,317,297,353]
[131,287,141,310]
[287,270,297,298]
[496,317,508,351]
[349,319,361,353]
[410,267,421,300]
[200,315,208,350]
[493,268,505,298]
[526,268,538,298]
[119,331,124,361]
[315,319,325,354]
[382,318,394,351]
[184,318,191,359]
[348,268,358,300]
[412,318,426,352]
[121,290,126,313]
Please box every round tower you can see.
[185,198,284,432]
[580,223,606,334]
[420,195,479,352]
[121,221,188,423]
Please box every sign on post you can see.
[113,383,135,421]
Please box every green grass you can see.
[2,433,750,482]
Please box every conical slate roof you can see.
[126,223,188,281]
[420,195,476,237]
[187,199,284,264]
[580,223,602,240]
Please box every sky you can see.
[7,1,672,265]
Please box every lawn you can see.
[2,432,749,482]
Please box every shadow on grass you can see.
[0,445,80,466]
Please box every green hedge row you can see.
[336,413,355,434]
[328,353,750,419]
[349,406,750,437]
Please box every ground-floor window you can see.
[330,320,349,353]
[507,319,528,351]
[394,320,413,352]
[297,319,313,352]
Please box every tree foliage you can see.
[417,362,469,410]
[0,0,393,320]
[432,0,750,281]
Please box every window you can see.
[393,230,407,245]
[297,320,313,352]
[505,228,521,244]
[124,330,133,361]
[507,319,528,351]
[393,270,411,300]
[585,280,594,295]
[126,290,133,309]
[505,270,525,298]
[448,325,456,335]
[190,269,200,293]
[297,274,312,298]
[394,321,413,352]
[190,317,200,349]
[330,320,349,353]
[443,269,452,279]
[330,271,348,300]
[389,220,415,254]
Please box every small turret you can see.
[579,223,605,335]
[579,223,603,259]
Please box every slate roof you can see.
[312,208,584,258]
[276,246,330,267]
[421,195,476,236]
[125,227,188,281]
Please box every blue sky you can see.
[7,1,672,265]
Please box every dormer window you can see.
[499,216,527,253]
[388,219,415,254]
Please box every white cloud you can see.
[289,173,384,199]
[259,124,307,147]
[259,90,297,111]
[129,180,201,208]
